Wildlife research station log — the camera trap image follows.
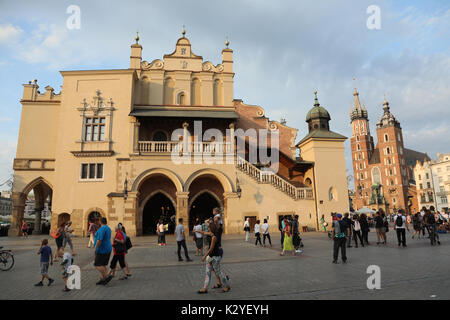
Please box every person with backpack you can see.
[426,209,440,245]
[394,209,409,247]
[332,214,349,264]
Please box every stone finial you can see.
[135,31,139,44]
[182,25,186,37]
[225,36,230,48]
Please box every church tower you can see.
[375,98,409,211]
[350,87,374,207]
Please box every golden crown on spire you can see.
[135,31,139,43]
[225,36,230,48]
[182,25,186,37]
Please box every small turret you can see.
[129,31,142,69]
[222,36,233,73]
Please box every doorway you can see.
[143,192,176,235]
[189,192,220,232]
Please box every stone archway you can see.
[10,177,53,236]
[186,173,226,233]
[136,173,179,236]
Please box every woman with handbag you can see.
[108,224,128,280]
[53,222,66,261]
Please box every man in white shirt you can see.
[394,209,409,247]
[261,219,272,247]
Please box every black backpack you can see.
[395,216,403,227]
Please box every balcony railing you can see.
[138,141,234,154]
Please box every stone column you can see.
[176,191,189,232]
[131,117,140,154]
[10,192,26,236]
[223,192,238,234]
[33,208,43,234]
[182,122,189,154]
[123,191,138,237]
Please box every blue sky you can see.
[0,0,449,190]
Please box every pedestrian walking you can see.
[93,217,113,285]
[119,224,132,277]
[320,214,328,232]
[157,219,166,246]
[87,220,98,248]
[381,213,388,244]
[254,220,262,246]
[360,214,370,245]
[193,218,204,256]
[280,217,295,256]
[198,220,230,294]
[394,209,409,247]
[34,239,54,287]
[332,213,348,264]
[374,212,385,245]
[52,222,65,261]
[175,218,192,262]
[63,221,75,256]
[108,224,128,280]
[343,213,353,248]
[412,213,421,239]
[21,220,29,238]
[261,218,272,247]
[352,214,364,247]
[292,215,302,253]
[202,218,211,249]
[243,218,250,242]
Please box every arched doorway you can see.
[57,213,70,227]
[87,211,102,232]
[189,192,220,232]
[142,192,176,235]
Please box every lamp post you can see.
[236,176,242,198]
[123,173,128,201]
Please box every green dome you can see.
[306,105,331,122]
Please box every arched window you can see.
[386,147,390,154]
[329,187,337,201]
[384,134,389,142]
[177,92,186,105]
[356,136,360,141]
[191,78,201,105]
[163,78,175,105]
[371,167,381,184]
[213,79,223,106]
[357,144,360,151]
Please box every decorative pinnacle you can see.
[225,36,230,48]
[314,90,319,106]
[135,31,139,43]
[182,25,186,37]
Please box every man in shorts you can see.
[94,217,113,285]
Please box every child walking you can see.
[59,248,73,292]
[35,239,54,287]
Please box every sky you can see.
[0,0,449,191]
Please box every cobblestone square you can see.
[1,229,449,300]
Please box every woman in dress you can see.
[320,214,327,232]
[280,217,295,256]
[412,213,422,239]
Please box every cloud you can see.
[0,23,22,44]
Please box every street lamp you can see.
[123,173,128,201]
[236,177,242,198]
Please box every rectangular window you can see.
[81,164,88,179]
[80,163,104,181]
[442,197,448,204]
[84,117,106,141]
[427,182,431,188]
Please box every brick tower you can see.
[374,98,409,212]
[350,87,374,208]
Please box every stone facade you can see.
[11,30,349,237]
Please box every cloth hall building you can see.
[10,31,349,236]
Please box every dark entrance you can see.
[143,193,176,235]
[189,192,220,232]
[87,211,102,234]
